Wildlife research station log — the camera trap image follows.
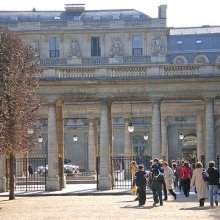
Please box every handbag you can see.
[131,184,138,195]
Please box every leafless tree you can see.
[0,28,40,200]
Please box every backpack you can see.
[202,169,209,182]
[154,169,164,182]
[181,169,191,180]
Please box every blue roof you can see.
[168,33,220,53]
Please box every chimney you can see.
[64,4,85,12]
[158,5,167,19]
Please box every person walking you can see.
[180,162,192,197]
[172,162,179,189]
[163,161,177,200]
[150,158,164,206]
[28,164,33,177]
[207,161,220,206]
[190,162,208,207]
[130,161,139,200]
[133,165,148,206]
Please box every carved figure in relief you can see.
[151,37,165,56]
[110,37,123,57]
[30,40,40,55]
[70,39,81,57]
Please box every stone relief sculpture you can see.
[69,39,81,57]
[30,40,39,55]
[151,37,165,56]
[110,37,123,57]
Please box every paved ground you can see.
[0,192,220,220]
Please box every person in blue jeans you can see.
[150,158,164,206]
[207,161,220,206]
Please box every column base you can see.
[98,174,112,190]
[0,177,6,192]
[46,175,60,191]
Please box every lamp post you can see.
[127,100,134,133]
[178,117,185,140]
[73,119,78,142]
[73,134,78,142]
[144,134,149,140]
[38,136,43,143]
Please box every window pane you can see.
[132,36,143,55]
[49,37,60,58]
[91,37,101,56]
[132,36,143,48]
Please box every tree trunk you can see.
[9,152,15,200]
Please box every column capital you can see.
[100,99,113,105]
[203,96,214,103]
[151,97,161,104]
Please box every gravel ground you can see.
[0,194,220,220]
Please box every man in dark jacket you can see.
[150,158,165,206]
[133,165,148,206]
[207,161,220,206]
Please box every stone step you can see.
[66,180,97,184]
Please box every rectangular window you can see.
[91,37,101,57]
[49,37,60,58]
[132,35,143,56]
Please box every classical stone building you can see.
[1,4,220,190]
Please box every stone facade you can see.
[1,4,220,190]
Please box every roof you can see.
[0,9,151,22]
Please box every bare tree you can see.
[0,28,40,200]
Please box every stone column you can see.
[196,115,203,161]
[0,154,6,192]
[124,118,132,156]
[88,119,96,172]
[215,117,220,156]
[205,98,215,166]
[46,102,60,191]
[99,101,112,190]
[161,118,168,161]
[152,100,161,159]
[56,100,65,189]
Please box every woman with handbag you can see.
[190,162,208,207]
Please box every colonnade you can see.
[0,97,217,191]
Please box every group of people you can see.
[130,158,220,207]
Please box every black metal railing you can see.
[6,157,47,192]
[111,155,151,189]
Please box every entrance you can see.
[181,147,197,162]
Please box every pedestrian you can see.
[150,158,164,206]
[133,164,148,206]
[207,161,220,206]
[172,162,179,189]
[163,161,177,200]
[190,161,208,207]
[28,164,33,177]
[180,161,192,197]
[130,161,139,200]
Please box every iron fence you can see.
[111,156,151,189]
[6,157,47,192]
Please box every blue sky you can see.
[1,0,220,27]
